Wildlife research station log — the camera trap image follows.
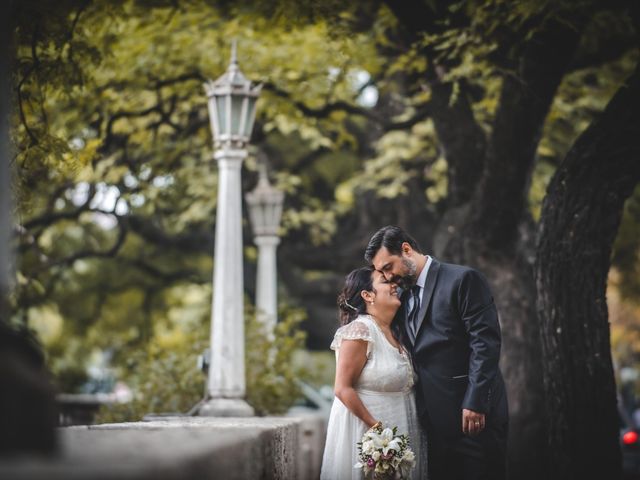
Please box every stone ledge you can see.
[0,417,309,480]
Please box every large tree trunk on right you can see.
[535,64,640,479]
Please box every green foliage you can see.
[613,185,640,304]
[538,49,640,167]
[345,121,440,201]
[10,1,640,430]
[95,332,207,423]
[292,349,335,389]
[246,304,308,416]
[610,279,640,399]
[11,0,380,326]
[96,302,308,422]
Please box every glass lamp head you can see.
[204,42,262,149]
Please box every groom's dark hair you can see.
[364,225,422,264]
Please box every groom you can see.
[365,226,508,480]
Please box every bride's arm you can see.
[333,339,378,428]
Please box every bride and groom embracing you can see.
[320,226,509,480]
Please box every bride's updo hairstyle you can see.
[337,266,375,325]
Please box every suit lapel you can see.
[414,258,440,337]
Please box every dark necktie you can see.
[407,285,421,338]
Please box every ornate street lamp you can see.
[199,42,261,417]
[245,158,284,334]
[204,42,261,150]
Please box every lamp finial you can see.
[259,160,269,184]
[230,39,238,67]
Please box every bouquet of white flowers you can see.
[354,423,416,479]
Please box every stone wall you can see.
[0,416,326,480]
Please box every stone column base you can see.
[198,398,254,417]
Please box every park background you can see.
[3,0,640,479]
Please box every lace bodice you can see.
[330,315,415,393]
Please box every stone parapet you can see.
[0,416,322,480]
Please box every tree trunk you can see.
[448,237,547,479]
[0,0,11,321]
[535,64,640,479]
[470,15,585,251]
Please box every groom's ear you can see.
[401,242,413,256]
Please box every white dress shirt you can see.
[407,255,432,312]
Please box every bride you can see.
[320,266,426,479]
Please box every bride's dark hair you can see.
[337,266,375,325]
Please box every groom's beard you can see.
[393,258,417,289]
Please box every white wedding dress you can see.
[320,314,427,480]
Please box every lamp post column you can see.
[197,41,260,417]
[199,147,254,416]
[254,234,280,333]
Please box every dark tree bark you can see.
[1,8,57,452]
[430,81,487,207]
[0,322,58,456]
[469,14,587,252]
[535,64,640,479]
[0,0,11,321]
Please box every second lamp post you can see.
[246,160,284,335]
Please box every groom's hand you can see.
[462,409,485,436]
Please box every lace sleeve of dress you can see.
[330,319,374,357]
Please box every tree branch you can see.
[126,258,205,284]
[383,103,433,131]
[22,184,95,231]
[36,221,128,272]
[429,79,487,206]
[150,71,205,89]
[126,214,213,253]
[383,0,486,206]
[105,104,163,145]
[262,81,381,121]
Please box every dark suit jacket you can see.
[395,258,508,443]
